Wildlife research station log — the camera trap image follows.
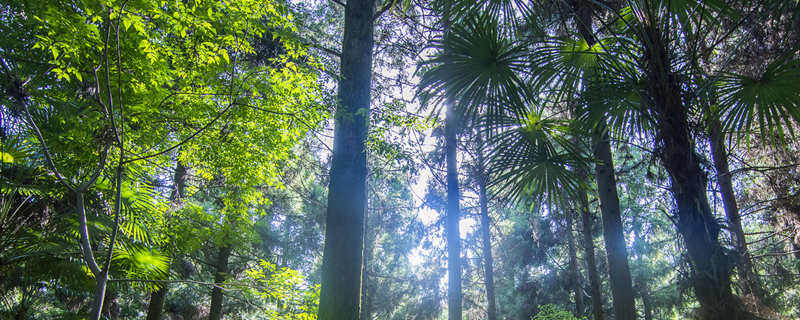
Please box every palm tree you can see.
[419,10,530,320]
[555,1,800,317]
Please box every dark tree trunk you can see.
[445,101,462,320]
[794,242,800,275]
[476,137,498,320]
[317,0,375,319]
[146,288,167,320]
[208,245,231,320]
[632,226,652,320]
[709,119,764,299]
[579,191,604,320]
[642,290,653,320]
[592,124,637,320]
[640,23,745,318]
[571,2,636,318]
[360,210,374,320]
[102,288,119,320]
[566,208,584,317]
[147,162,188,320]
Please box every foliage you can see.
[244,260,319,320]
[532,304,585,320]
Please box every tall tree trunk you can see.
[709,119,764,300]
[146,162,188,320]
[360,210,374,320]
[477,136,498,320]
[579,191,604,320]
[318,0,375,318]
[146,284,168,320]
[445,101,462,320]
[640,22,744,318]
[571,2,637,318]
[632,225,652,320]
[592,123,637,320]
[566,208,584,317]
[642,290,653,320]
[793,242,800,275]
[208,245,231,320]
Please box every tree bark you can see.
[318,0,375,319]
[445,100,462,320]
[632,225,652,320]
[570,2,636,318]
[208,245,231,320]
[478,188,498,320]
[640,22,745,318]
[146,288,167,320]
[566,208,584,317]
[146,162,188,320]
[360,210,374,320]
[477,147,497,320]
[642,291,653,320]
[709,119,764,300]
[592,124,637,320]
[578,191,604,320]
[793,242,800,275]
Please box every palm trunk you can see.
[566,208,584,317]
[709,119,764,299]
[317,0,375,318]
[208,245,231,320]
[477,136,498,320]
[592,124,637,320]
[578,191,604,320]
[445,100,462,320]
[571,3,637,318]
[640,23,743,318]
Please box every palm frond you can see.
[717,56,800,144]
[418,12,531,120]
[487,108,587,208]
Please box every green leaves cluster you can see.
[244,260,320,320]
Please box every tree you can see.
[419,11,530,319]
[317,0,376,318]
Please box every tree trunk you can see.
[147,162,188,320]
[632,225,652,320]
[317,0,375,318]
[476,136,498,320]
[570,3,636,318]
[208,245,231,320]
[709,119,764,300]
[360,210,374,320]
[642,291,653,320]
[794,242,800,275]
[566,208,584,317]
[146,287,167,320]
[592,124,637,320]
[445,101,462,320]
[640,23,744,318]
[579,191,604,320]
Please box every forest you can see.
[1,0,799,319]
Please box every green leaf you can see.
[1,151,13,163]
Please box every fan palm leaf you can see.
[716,55,800,144]
[487,108,586,207]
[418,12,531,120]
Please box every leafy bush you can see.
[532,304,585,320]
